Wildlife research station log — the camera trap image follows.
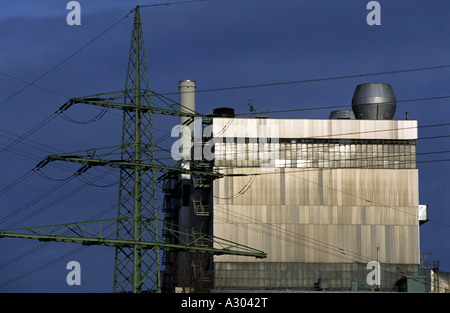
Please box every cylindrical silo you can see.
[352,83,396,120]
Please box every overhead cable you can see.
[162,64,450,96]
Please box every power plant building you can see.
[162,81,426,292]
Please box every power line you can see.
[0,112,59,158]
[0,168,116,229]
[0,71,69,99]
[213,174,257,200]
[0,13,131,108]
[212,119,450,140]
[234,96,450,116]
[0,199,164,290]
[139,0,207,8]
[0,170,36,199]
[0,128,62,155]
[0,198,124,280]
[161,64,450,96]
[0,178,74,228]
[0,102,171,199]
[0,135,119,196]
[0,246,87,290]
[0,202,119,272]
[0,1,208,108]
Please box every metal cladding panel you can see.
[212,118,418,140]
[213,167,419,265]
[214,168,418,208]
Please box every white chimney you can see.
[178,80,196,182]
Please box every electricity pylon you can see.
[0,6,265,293]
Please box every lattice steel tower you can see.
[0,6,265,293]
[112,5,159,293]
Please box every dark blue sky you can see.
[0,0,448,292]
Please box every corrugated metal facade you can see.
[211,118,420,291]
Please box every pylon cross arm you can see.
[63,90,202,118]
[42,153,223,178]
[0,218,266,259]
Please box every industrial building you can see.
[162,81,428,292]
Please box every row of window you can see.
[214,262,416,291]
[213,138,416,169]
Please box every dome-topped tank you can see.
[351,83,396,120]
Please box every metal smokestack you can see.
[178,80,196,161]
[178,80,196,228]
